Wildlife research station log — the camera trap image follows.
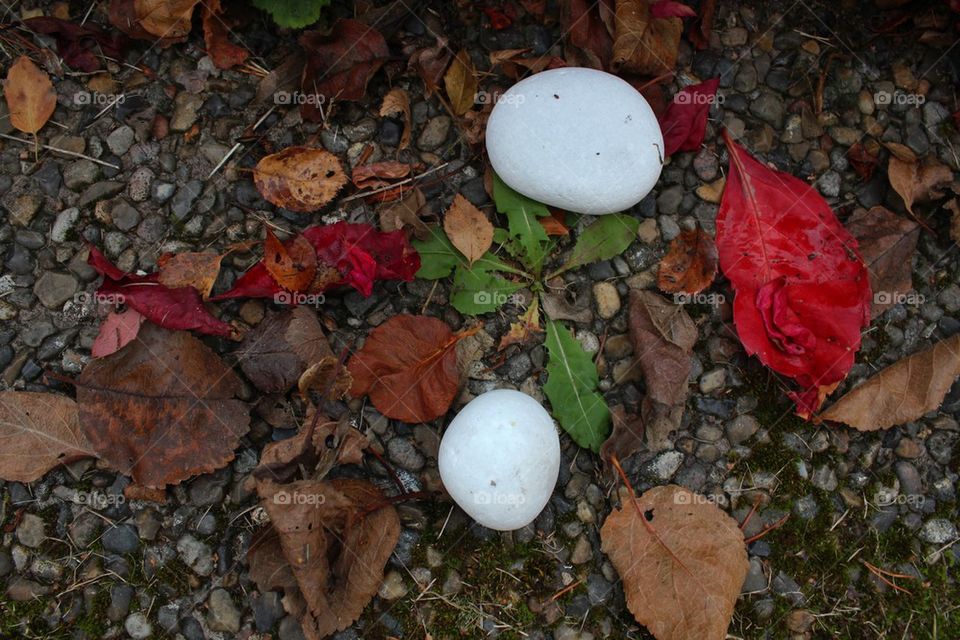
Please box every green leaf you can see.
[550,214,640,278]
[493,173,551,273]
[412,226,463,279]
[543,320,610,451]
[451,262,524,315]
[252,0,330,28]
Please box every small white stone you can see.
[486,67,663,215]
[438,389,560,531]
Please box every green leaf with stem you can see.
[547,214,640,279]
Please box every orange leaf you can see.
[253,146,348,212]
[444,49,478,116]
[3,56,57,134]
[264,229,318,293]
[202,0,248,69]
[379,87,412,149]
[539,209,569,236]
[157,251,227,299]
[657,228,718,295]
[351,161,411,189]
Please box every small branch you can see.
[743,513,790,544]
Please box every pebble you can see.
[919,518,957,544]
[6,193,42,226]
[810,464,838,491]
[698,368,726,394]
[387,437,426,472]
[106,126,136,155]
[644,451,684,481]
[171,92,204,131]
[378,570,408,600]
[51,207,80,242]
[177,534,214,576]
[16,514,46,548]
[171,180,203,219]
[570,536,592,564]
[108,584,134,621]
[34,272,79,309]
[207,588,241,632]
[749,91,784,128]
[127,167,154,202]
[103,524,140,554]
[417,115,451,151]
[63,159,100,189]
[592,281,620,319]
[124,612,153,639]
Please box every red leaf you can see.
[847,142,879,181]
[214,222,420,301]
[298,20,388,122]
[659,78,720,157]
[23,17,128,72]
[202,0,249,69]
[716,131,871,415]
[87,246,235,338]
[687,0,715,49]
[650,0,697,19]
[92,308,145,358]
[483,6,513,29]
[565,0,613,69]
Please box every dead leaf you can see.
[883,141,917,163]
[202,0,248,69]
[540,209,569,236]
[253,147,348,212]
[611,0,683,75]
[92,308,146,358]
[888,155,953,214]
[379,188,429,238]
[298,357,353,403]
[948,199,960,244]
[238,307,333,394]
[816,335,960,431]
[0,391,96,482]
[695,176,726,203]
[444,49,478,116]
[629,289,697,451]
[109,0,198,45]
[563,0,614,69]
[657,228,718,295]
[598,404,645,479]
[845,206,920,318]
[498,299,543,351]
[76,324,249,487]
[379,88,412,149]
[542,289,593,324]
[3,56,57,135]
[157,251,226,299]
[409,38,452,96]
[847,142,879,181]
[348,314,478,423]
[351,161,411,190]
[264,229,318,294]
[601,484,749,640]
[443,194,494,265]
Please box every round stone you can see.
[438,389,560,531]
[486,68,663,215]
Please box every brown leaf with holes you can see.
[75,324,249,488]
[157,251,226,299]
[498,299,543,351]
[379,87,412,148]
[254,147,347,212]
[888,155,953,214]
[601,484,749,640]
[444,49,479,116]
[443,194,494,265]
[611,0,683,75]
[379,188,429,238]
[3,56,57,135]
[629,289,696,451]
[238,307,333,394]
[265,229,318,294]
[845,206,919,319]
[816,334,960,431]
[409,38,452,96]
[348,314,478,423]
[0,391,96,482]
[251,478,399,639]
[657,228,718,295]
[299,357,353,403]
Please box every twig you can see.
[549,578,583,602]
[0,132,121,169]
[340,162,450,202]
[743,513,790,544]
[863,560,914,595]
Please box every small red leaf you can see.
[659,78,720,157]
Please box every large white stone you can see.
[486,67,664,215]
[438,389,560,531]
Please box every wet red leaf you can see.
[847,142,879,181]
[650,0,697,18]
[659,78,720,157]
[23,17,128,72]
[687,0,716,49]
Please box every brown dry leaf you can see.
[135,0,199,39]
[443,194,494,265]
[348,314,478,423]
[845,206,920,318]
[948,199,960,244]
[847,142,880,181]
[202,0,248,69]
[251,478,400,639]
[540,209,569,236]
[657,228,718,295]
[444,49,478,116]
[601,484,749,640]
[253,147,348,212]
[409,37,452,96]
[598,404,644,479]
[3,56,57,135]
[888,155,954,214]
[379,188,429,238]
[0,391,96,482]
[238,307,333,394]
[542,288,593,324]
[498,299,543,351]
[264,229,318,294]
[351,161,410,190]
[298,357,353,403]
[883,141,917,163]
[695,176,726,203]
[563,0,613,69]
[816,335,960,431]
[157,251,226,299]
[379,87,412,149]
[75,324,249,487]
[629,289,696,451]
[92,308,146,358]
[611,0,682,75]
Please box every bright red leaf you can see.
[659,78,720,157]
[716,131,871,416]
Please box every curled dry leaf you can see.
[611,0,683,75]
[686,0,715,49]
[887,155,953,215]
[0,391,96,482]
[409,37,453,96]
[299,357,353,403]
[444,49,479,117]
[238,307,334,395]
[92,308,145,358]
[348,314,478,423]
[379,87,412,148]
[845,206,919,319]
[157,251,227,299]
[108,0,198,45]
[443,194,494,265]
[351,161,411,190]
[599,405,645,480]
[629,289,696,451]
[817,335,960,431]
[264,229,318,293]
[601,484,749,640]
[498,298,543,351]
[76,324,250,487]
[657,227,718,295]
[379,188,429,238]
[847,142,880,181]
[3,56,57,135]
[253,147,348,212]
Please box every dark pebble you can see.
[107,584,134,621]
[33,161,62,197]
[252,591,284,632]
[203,95,229,117]
[693,396,736,419]
[102,524,140,554]
[0,345,12,370]
[378,118,402,146]
[21,360,42,381]
[180,616,205,640]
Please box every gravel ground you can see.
[2,1,960,639]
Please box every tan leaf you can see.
[298,356,353,403]
[3,56,57,134]
[157,251,226,299]
[379,87,412,149]
[444,49,478,116]
[601,484,749,640]
[816,335,960,431]
[611,0,682,75]
[253,147,348,212]
[883,141,917,163]
[0,391,96,482]
[134,0,200,39]
[887,155,953,214]
[443,194,493,264]
[657,228,718,295]
[264,229,317,293]
[845,206,919,318]
[695,176,726,203]
[379,188,429,238]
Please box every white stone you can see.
[486,67,663,215]
[438,389,560,531]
